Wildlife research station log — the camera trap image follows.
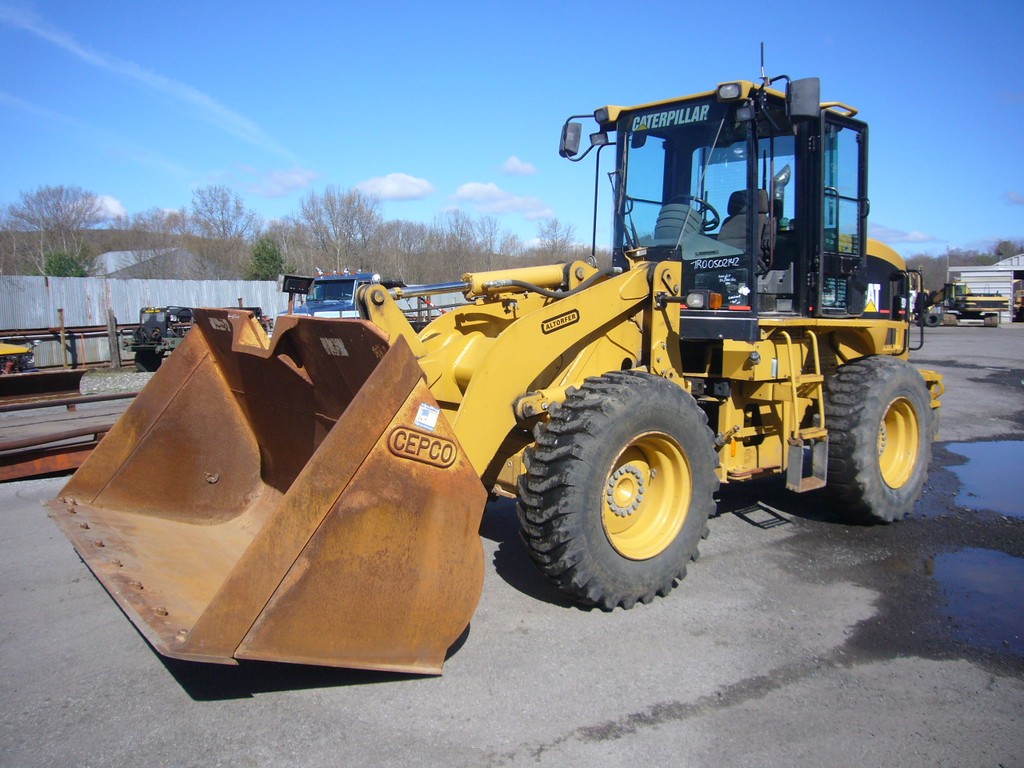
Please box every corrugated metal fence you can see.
[0,275,287,329]
[1,275,288,368]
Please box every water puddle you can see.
[946,441,1024,518]
[933,548,1024,655]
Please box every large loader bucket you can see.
[45,309,487,675]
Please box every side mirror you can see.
[282,274,314,295]
[282,274,314,315]
[559,122,582,158]
[788,77,820,121]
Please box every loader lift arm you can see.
[358,259,685,487]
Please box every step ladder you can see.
[778,331,828,493]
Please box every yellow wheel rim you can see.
[878,396,919,489]
[602,433,691,560]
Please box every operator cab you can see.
[562,76,871,341]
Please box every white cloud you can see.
[454,182,504,202]
[869,224,940,244]
[97,195,126,219]
[246,167,319,197]
[502,156,536,176]
[0,7,298,161]
[453,182,553,220]
[1006,191,1024,205]
[356,173,434,200]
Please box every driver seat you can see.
[718,189,769,251]
[653,203,701,243]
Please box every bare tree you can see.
[189,185,262,241]
[7,185,106,273]
[298,187,382,272]
[498,231,525,262]
[188,186,263,277]
[375,219,434,282]
[0,206,33,274]
[368,213,530,284]
[0,181,588,282]
[265,216,317,275]
[434,210,479,276]
[473,216,503,272]
[535,218,580,263]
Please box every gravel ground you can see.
[80,368,154,394]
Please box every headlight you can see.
[685,290,707,309]
[717,82,743,101]
[684,290,723,309]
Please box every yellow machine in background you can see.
[923,280,1010,326]
[0,341,35,374]
[47,73,942,675]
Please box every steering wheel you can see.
[667,195,720,232]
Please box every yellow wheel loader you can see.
[47,73,942,675]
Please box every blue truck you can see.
[281,270,462,330]
[290,271,381,318]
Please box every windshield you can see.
[310,278,357,303]
[617,98,754,306]
[619,98,746,245]
[616,97,797,310]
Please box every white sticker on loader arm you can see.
[320,337,350,357]
[414,403,441,432]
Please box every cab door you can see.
[810,111,869,317]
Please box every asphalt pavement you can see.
[1,323,1022,767]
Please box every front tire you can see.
[516,371,718,609]
[824,356,932,524]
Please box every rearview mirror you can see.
[788,77,820,121]
[559,122,582,157]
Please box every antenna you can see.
[760,42,768,86]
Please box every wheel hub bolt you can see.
[607,464,646,517]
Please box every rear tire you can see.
[516,371,718,609]
[923,313,941,328]
[824,356,932,524]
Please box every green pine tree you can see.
[247,236,285,280]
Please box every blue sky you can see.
[1,0,1022,256]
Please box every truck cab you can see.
[291,271,381,319]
